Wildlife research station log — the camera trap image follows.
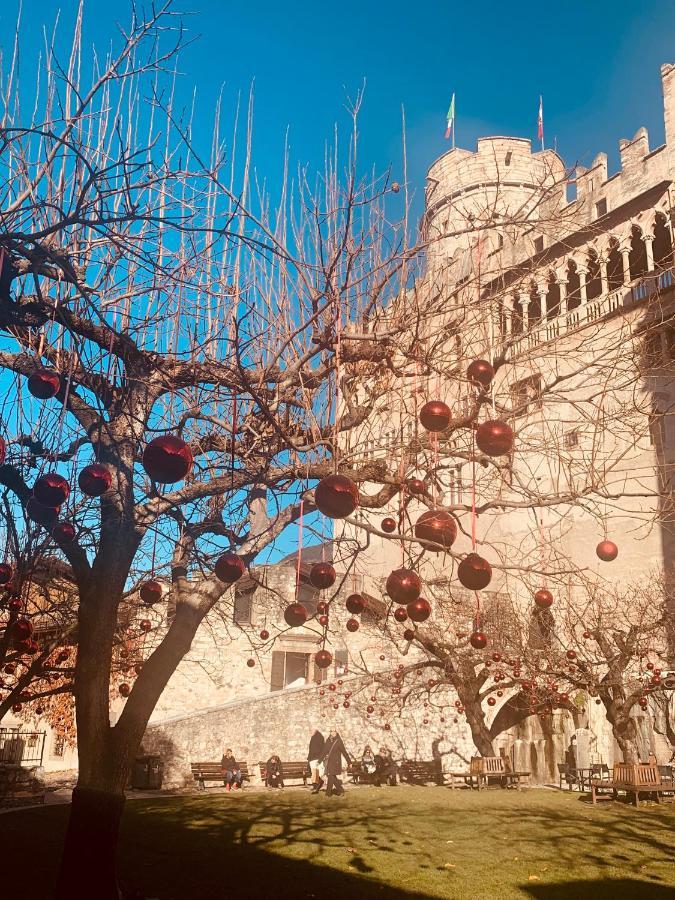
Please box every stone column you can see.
[599,258,609,295]
[503,299,512,336]
[538,288,548,321]
[558,280,568,314]
[578,269,588,304]
[644,234,655,273]
[621,248,632,286]
[518,290,529,331]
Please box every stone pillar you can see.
[538,289,548,321]
[518,290,529,331]
[599,258,609,295]
[578,269,588,304]
[503,299,512,336]
[644,234,655,273]
[558,280,567,314]
[621,248,632,286]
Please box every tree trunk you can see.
[54,786,125,900]
[462,699,495,756]
[614,720,641,764]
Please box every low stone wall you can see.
[0,764,45,808]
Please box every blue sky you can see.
[3,0,675,223]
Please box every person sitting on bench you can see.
[375,747,398,786]
[265,755,284,788]
[221,748,243,791]
[361,745,377,778]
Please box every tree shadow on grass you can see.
[521,879,675,900]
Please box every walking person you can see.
[221,748,243,792]
[318,727,351,797]
[308,727,325,794]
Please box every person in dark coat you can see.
[318,728,351,797]
[374,747,398,786]
[265,755,284,788]
[308,728,325,794]
[221,748,243,791]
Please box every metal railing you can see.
[0,728,46,767]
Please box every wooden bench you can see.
[348,762,381,785]
[450,756,530,790]
[190,761,250,791]
[591,763,664,807]
[259,760,310,785]
[399,760,444,785]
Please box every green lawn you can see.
[2,787,674,899]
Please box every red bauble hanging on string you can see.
[284,602,307,627]
[246,659,255,668]
[345,593,365,615]
[317,601,329,614]
[315,649,333,669]
[53,521,77,543]
[214,552,245,584]
[314,474,359,519]
[414,510,457,552]
[419,400,451,433]
[0,563,12,585]
[78,463,112,497]
[26,498,60,528]
[406,477,426,495]
[33,473,70,507]
[143,435,193,484]
[346,617,360,633]
[467,359,495,390]
[457,553,492,590]
[381,517,397,533]
[139,619,152,632]
[319,614,329,626]
[487,696,496,707]
[259,629,270,640]
[309,562,336,590]
[596,540,618,562]
[140,580,163,606]
[475,419,514,457]
[13,618,33,642]
[119,683,131,698]
[27,369,61,400]
[386,567,421,604]
[407,597,431,623]
[394,606,408,623]
[534,589,553,609]
[470,630,488,650]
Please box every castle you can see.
[8,64,675,783]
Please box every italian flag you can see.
[445,93,455,140]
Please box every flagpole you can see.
[540,95,544,152]
[453,94,456,150]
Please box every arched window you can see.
[545,274,560,319]
[527,283,542,327]
[607,240,623,290]
[653,213,673,270]
[511,296,523,334]
[567,261,581,310]
[629,224,648,280]
[586,251,602,300]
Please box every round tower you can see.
[423,137,567,270]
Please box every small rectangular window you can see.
[510,375,542,416]
[595,198,608,218]
[53,735,65,758]
[233,583,255,625]
[334,649,349,676]
[563,429,579,449]
[534,236,544,254]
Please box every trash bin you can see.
[132,755,163,790]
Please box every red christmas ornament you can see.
[403,628,415,641]
[346,618,360,633]
[27,369,61,399]
[386,567,421,604]
[214,552,245,584]
[53,521,76,543]
[12,703,22,713]
[315,649,333,669]
[406,477,426,495]
[419,400,451,432]
[309,562,336,590]
[596,540,618,562]
[407,597,431,623]
[33,473,70,507]
[134,664,143,675]
[646,661,654,671]
[139,619,152,632]
[367,705,374,714]
[384,724,391,731]
[394,606,408,623]
[13,618,33,642]
[317,600,329,614]
[345,593,365,615]
[0,563,12,585]
[319,614,329,626]
[4,663,16,674]
[119,683,131,698]
[470,631,488,650]
[259,629,270,640]
[143,435,193,484]
[78,463,112,497]
[314,474,359,519]
[343,700,350,708]
[26,498,59,527]
[284,602,307,627]
[246,659,255,668]
[457,553,492,590]
[475,419,514,457]
[414,510,457,552]
[467,359,495,390]
[534,589,554,609]
[140,580,163,606]
[487,697,496,707]
[381,517,397,533]
[566,649,577,660]
[492,653,501,663]
[582,630,591,639]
